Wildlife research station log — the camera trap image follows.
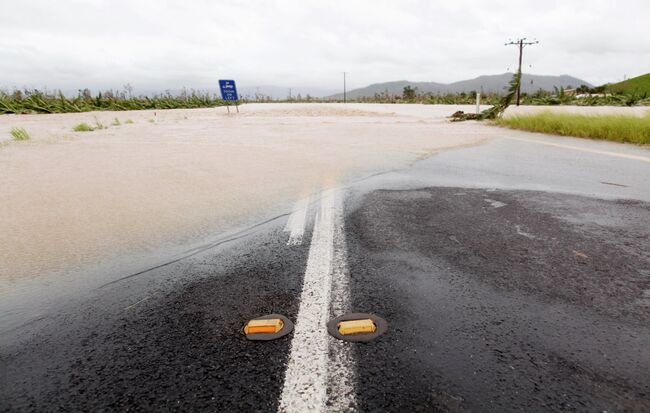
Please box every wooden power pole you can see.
[505,38,539,106]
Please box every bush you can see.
[73,123,95,132]
[10,127,30,141]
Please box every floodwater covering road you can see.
[0,104,488,332]
[1,104,650,412]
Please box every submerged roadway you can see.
[2,132,650,412]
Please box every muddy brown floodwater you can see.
[0,103,492,283]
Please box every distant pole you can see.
[343,72,347,103]
[505,38,539,106]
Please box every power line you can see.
[505,38,539,106]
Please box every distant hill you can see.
[607,73,650,95]
[328,73,593,99]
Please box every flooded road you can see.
[0,103,490,333]
[2,107,650,411]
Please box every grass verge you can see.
[495,112,650,145]
[10,127,30,141]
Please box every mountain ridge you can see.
[328,73,593,99]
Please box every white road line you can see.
[326,200,358,412]
[279,191,335,412]
[284,196,311,246]
[279,188,356,413]
[504,136,650,163]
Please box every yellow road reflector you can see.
[244,318,284,335]
[338,319,377,336]
[242,314,293,341]
[327,313,387,342]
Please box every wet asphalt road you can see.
[2,134,650,412]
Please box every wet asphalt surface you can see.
[347,188,650,412]
[2,136,650,412]
[1,227,311,412]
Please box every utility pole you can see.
[505,38,539,106]
[343,72,347,103]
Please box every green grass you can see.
[10,127,30,141]
[73,122,95,132]
[495,112,650,145]
[72,117,108,132]
[125,119,134,124]
[609,73,650,95]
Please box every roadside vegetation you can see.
[10,127,30,141]
[72,123,95,132]
[269,88,649,106]
[608,73,650,95]
[1,74,648,115]
[72,117,107,132]
[520,88,649,107]
[495,112,650,145]
[419,86,647,107]
[335,73,650,107]
[0,88,226,114]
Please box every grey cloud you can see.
[1,0,648,93]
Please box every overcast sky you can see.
[1,0,648,94]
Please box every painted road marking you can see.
[279,188,356,412]
[326,194,357,411]
[504,136,650,163]
[284,196,311,246]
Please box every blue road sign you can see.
[219,79,239,101]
